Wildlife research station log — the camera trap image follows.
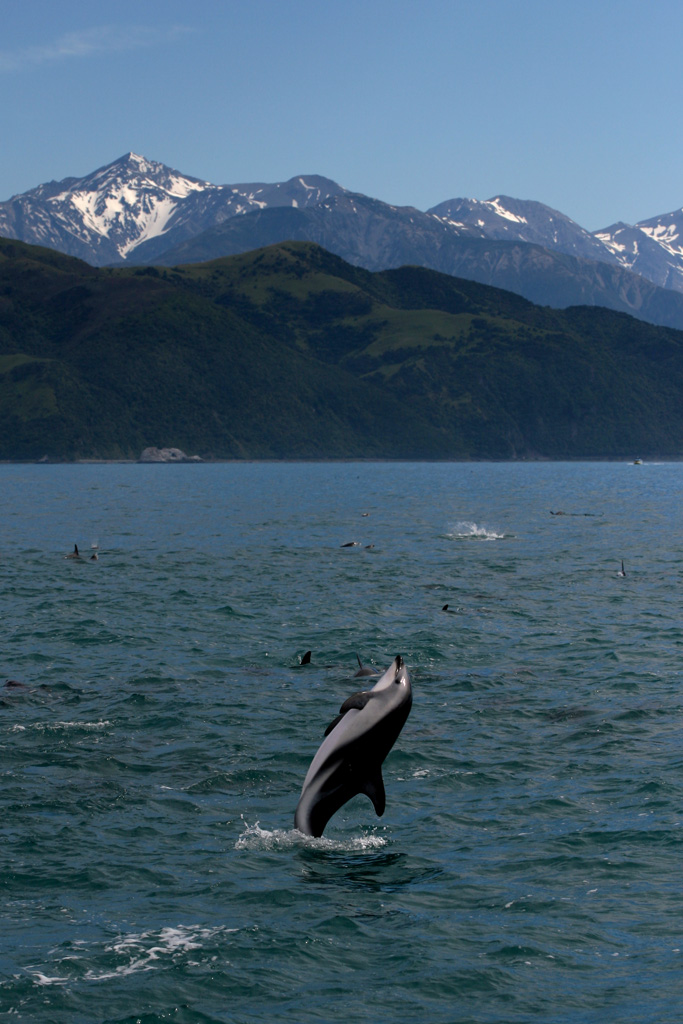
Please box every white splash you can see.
[235,818,387,852]
[447,521,506,541]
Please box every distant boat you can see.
[633,459,642,465]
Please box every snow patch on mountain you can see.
[638,221,683,257]
[487,197,528,224]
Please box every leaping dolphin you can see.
[294,655,412,837]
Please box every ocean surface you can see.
[1,460,682,1024]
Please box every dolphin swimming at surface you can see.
[294,654,412,838]
[354,654,379,677]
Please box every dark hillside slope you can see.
[0,240,446,460]
[1,237,683,459]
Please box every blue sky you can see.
[2,0,683,230]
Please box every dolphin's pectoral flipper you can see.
[339,691,372,713]
[323,691,373,735]
[360,768,386,816]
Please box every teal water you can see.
[1,461,682,1024]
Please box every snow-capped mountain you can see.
[595,213,683,292]
[429,195,618,266]
[0,153,347,266]
[429,193,683,296]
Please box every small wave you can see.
[30,971,69,987]
[447,521,506,541]
[234,818,388,853]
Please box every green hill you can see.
[1,236,682,460]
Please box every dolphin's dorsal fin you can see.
[361,768,386,816]
[323,690,373,735]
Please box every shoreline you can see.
[0,456,679,466]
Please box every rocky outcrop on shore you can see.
[139,447,203,463]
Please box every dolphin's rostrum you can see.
[294,655,412,837]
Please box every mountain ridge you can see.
[2,235,683,461]
[4,154,683,329]
[152,201,683,333]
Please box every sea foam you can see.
[447,520,506,541]
[235,817,388,853]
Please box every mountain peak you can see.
[117,152,159,173]
[428,193,618,266]
[85,152,211,189]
